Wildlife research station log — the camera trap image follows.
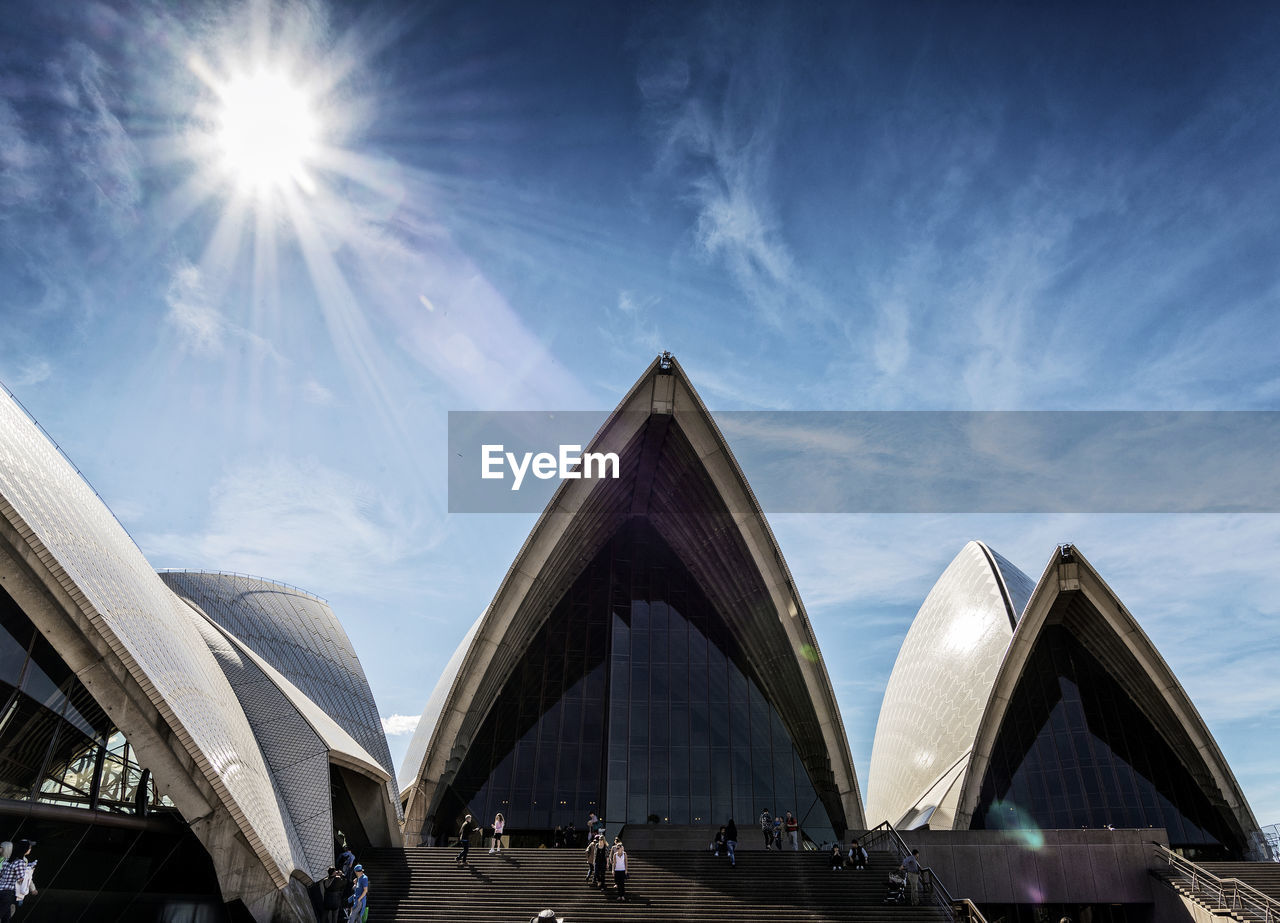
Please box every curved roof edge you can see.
[951,544,1260,850]
[399,610,483,793]
[403,354,863,832]
[973,541,1022,630]
[195,608,390,783]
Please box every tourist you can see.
[785,811,799,850]
[610,838,628,901]
[829,842,843,870]
[338,843,356,875]
[772,814,783,850]
[456,814,479,867]
[713,825,727,857]
[529,910,563,923]
[346,863,369,923]
[322,867,345,923]
[725,818,738,867]
[848,840,868,870]
[0,840,35,923]
[491,812,506,855]
[759,808,773,848]
[566,820,577,847]
[899,848,922,905]
[553,824,564,848]
[593,832,610,889]
[585,833,599,882]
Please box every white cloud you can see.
[640,11,823,327]
[302,379,335,404]
[381,714,420,736]
[48,42,142,228]
[164,261,287,363]
[6,357,53,387]
[165,263,225,355]
[139,456,417,597]
[0,99,44,207]
[599,291,663,360]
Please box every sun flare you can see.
[215,69,319,194]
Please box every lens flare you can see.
[987,800,1046,849]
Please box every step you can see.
[355,847,953,923]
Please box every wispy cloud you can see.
[163,261,286,363]
[381,714,420,736]
[599,290,663,363]
[3,357,53,387]
[139,455,423,597]
[302,379,334,404]
[638,7,822,327]
[0,99,44,207]
[47,42,142,231]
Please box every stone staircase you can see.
[1198,863,1280,902]
[359,846,953,923]
[1151,856,1280,922]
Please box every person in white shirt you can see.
[0,840,36,923]
[610,838,628,902]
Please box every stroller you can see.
[883,870,907,904]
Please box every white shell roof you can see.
[0,390,304,886]
[865,541,1031,830]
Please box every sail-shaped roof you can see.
[951,544,1260,854]
[402,354,863,836]
[866,541,1031,829]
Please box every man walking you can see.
[456,814,479,867]
[785,811,799,850]
[346,863,369,923]
[900,848,922,905]
[759,808,773,848]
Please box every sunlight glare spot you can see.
[217,70,318,194]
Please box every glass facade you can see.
[445,519,832,841]
[973,625,1241,856]
[0,585,172,814]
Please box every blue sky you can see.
[2,0,1278,826]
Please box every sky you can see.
[1,0,1279,827]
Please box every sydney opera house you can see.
[0,353,1271,922]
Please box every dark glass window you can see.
[0,585,173,814]
[444,519,834,839]
[972,625,1242,857]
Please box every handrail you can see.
[1152,841,1280,923]
[854,821,990,923]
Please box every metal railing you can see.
[1153,841,1280,922]
[1259,825,1280,863]
[855,821,989,923]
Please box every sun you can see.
[214,68,319,195]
